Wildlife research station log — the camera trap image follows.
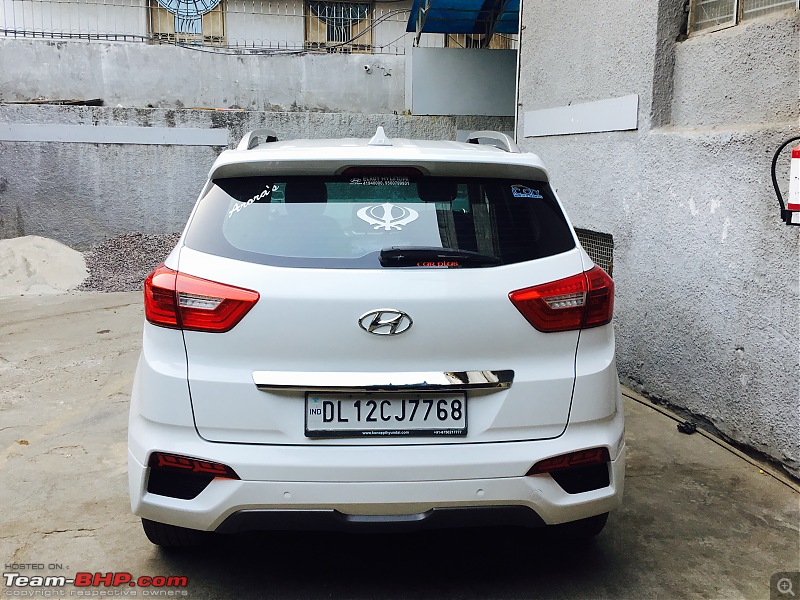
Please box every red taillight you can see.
[508,266,614,332]
[526,447,610,476]
[148,452,240,480]
[144,265,179,328]
[144,264,259,333]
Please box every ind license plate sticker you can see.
[305,393,467,438]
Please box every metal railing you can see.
[0,0,517,54]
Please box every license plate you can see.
[305,393,467,438]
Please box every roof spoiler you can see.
[237,129,279,151]
[466,131,520,153]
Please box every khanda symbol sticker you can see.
[357,203,419,231]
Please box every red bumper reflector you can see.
[527,447,610,476]
[148,452,240,480]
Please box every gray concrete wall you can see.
[671,14,799,128]
[518,0,661,131]
[0,105,512,249]
[0,38,406,114]
[518,2,800,476]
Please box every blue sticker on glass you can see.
[511,185,543,199]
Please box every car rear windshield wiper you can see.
[380,246,502,268]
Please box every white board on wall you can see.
[523,94,639,137]
[409,47,517,116]
[0,123,228,146]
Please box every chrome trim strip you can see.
[253,370,514,392]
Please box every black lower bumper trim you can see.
[215,505,546,534]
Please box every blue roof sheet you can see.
[405,0,520,35]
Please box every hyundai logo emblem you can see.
[358,309,413,336]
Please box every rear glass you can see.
[184,175,576,268]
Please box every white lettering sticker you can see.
[350,177,410,186]
[227,185,277,218]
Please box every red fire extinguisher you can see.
[772,135,800,226]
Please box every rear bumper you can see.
[215,506,547,533]
[128,408,625,533]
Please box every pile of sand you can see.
[0,236,88,297]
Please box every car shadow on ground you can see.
[151,526,618,599]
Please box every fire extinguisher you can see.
[771,135,800,226]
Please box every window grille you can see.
[574,228,614,276]
[742,0,796,20]
[690,0,795,33]
[690,0,737,31]
[306,1,372,53]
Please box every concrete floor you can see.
[0,292,797,600]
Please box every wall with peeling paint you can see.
[517,1,799,476]
[0,39,406,114]
[0,105,512,248]
[0,38,515,249]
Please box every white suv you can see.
[128,128,625,547]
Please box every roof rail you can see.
[237,128,279,151]
[466,131,520,153]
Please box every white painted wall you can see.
[0,38,406,112]
[409,47,517,116]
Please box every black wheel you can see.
[550,512,609,541]
[141,518,209,548]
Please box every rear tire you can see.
[550,512,609,541]
[141,518,209,548]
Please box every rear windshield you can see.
[184,175,576,269]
